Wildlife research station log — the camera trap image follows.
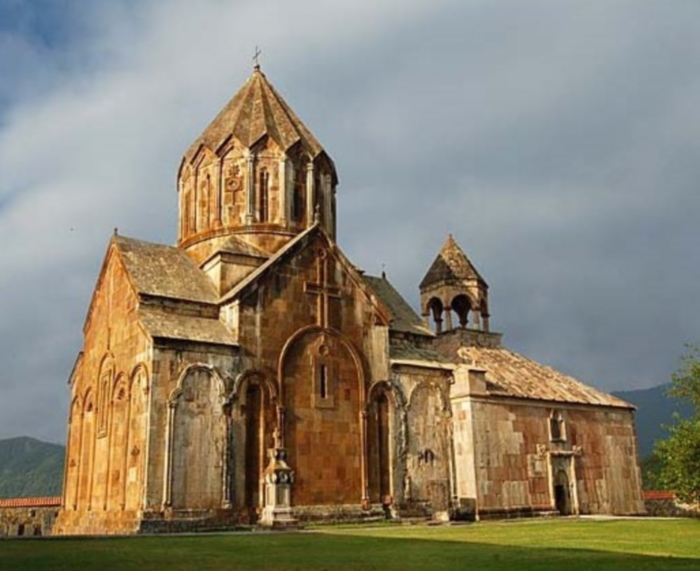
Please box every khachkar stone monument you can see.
[260,429,297,528]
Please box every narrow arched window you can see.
[292,165,305,222]
[259,170,269,222]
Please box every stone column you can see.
[472,309,481,331]
[245,152,256,225]
[331,184,337,239]
[360,410,370,508]
[278,155,288,225]
[444,306,453,331]
[305,161,315,226]
[214,158,223,227]
[162,400,177,509]
[322,174,332,234]
[221,407,233,509]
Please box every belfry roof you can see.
[184,66,326,163]
[419,234,486,290]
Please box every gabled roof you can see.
[420,234,486,290]
[114,236,218,304]
[220,223,320,304]
[362,275,434,337]
[219,225,391,327]
[139,307,236,346]
[184,67,327,164]
[470,347,633,408]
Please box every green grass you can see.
[2,518,700,570]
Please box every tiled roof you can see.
[363,275,434,337]
[114,236,218,304]
[184,67,328,165]
[420,234,486,290]
[643,491,676,501]
[139,307,237,346]
[0,497,61,508]
[471,347,633,408]
[217,235,269,258]
[390,342,454,369]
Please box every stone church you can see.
[54,66,644,534]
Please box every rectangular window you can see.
[313,359,335,409]
[319,364,328,399]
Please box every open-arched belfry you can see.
[55,66,644,535]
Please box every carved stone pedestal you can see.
[259,447,298,529]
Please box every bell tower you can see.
[177,65,338,264]
[420,234,490,333]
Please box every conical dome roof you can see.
[184,66,333,176]
[419,234,486,290]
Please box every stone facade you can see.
[54,66,644,535]
[0,498,60,537]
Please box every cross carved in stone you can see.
[304,250,341,328]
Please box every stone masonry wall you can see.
[55,246,152,535]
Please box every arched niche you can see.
[406,382,451,512]
[278,327,365,506]
[65,395,83,510]
[78,389,96,509]
[124,364,149,512]
[106,374,129,511]
[168,365,226,510]
[366,381,397,505]
[228,371,277,521]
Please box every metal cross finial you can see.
[253,46,262,69]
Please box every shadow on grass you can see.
[1,529,699,571]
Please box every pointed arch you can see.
[78,388,96,510]
[105,373,129,511]
[65,395,84,510]
[96,353,115,437]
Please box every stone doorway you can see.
[554,469,572,515]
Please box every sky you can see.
[1,0,699,443]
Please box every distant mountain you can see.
[612,384,694,458]
[0,437,65,498]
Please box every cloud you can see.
[1,0,699,441]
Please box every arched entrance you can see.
[367,387,392,505]
[239,376,276,523]
[554,469,572,515]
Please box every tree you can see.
[654,345,700,503]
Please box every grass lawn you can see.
[2,518,699,570]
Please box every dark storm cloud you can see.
[1,0,699,442]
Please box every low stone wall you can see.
[643,491,699,518]
[0,497,61,537]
